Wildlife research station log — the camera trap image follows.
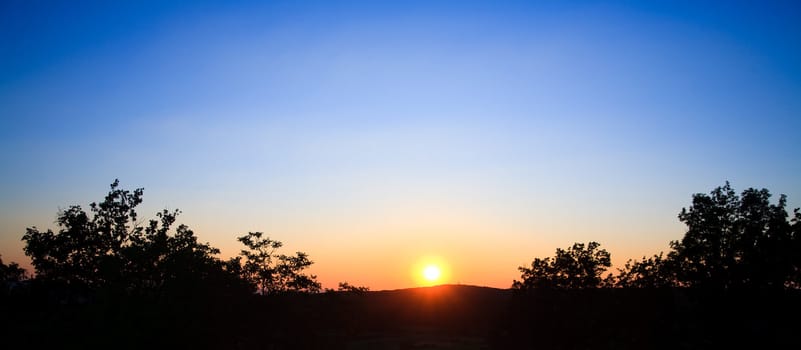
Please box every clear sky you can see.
[1,0,800,290]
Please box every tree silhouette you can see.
[513,242,611,289]
[0,256,27,295]
[20,180,241,296]
[22,180,144,289]
[125,208,248,296]
[237,231,321,294]
[612,182,801,290]
[791,208,801,288]
[615,252,679,288]
[336,281,370,293]
[670,182,799,290]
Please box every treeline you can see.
[2,180,801,298]
[513,182,801,292]
[2,180,801,349]
[0,180,368,349]
[1,180,322,302]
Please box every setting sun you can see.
[413,257,450,286]
[423,265,441,281]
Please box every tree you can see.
[20,180,239,296]
[670,182,799,290]
[790,208,801,288]
[615,253,678,288]
[513,242,611,289]
[237,231,321,295]
[0,256,27,295]
[125,209,244,296]
[22,180,143,289]
[336,282,370,293]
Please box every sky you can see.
[1,0,800,290]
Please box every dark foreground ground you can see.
[3,284,801,349]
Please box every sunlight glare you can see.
[423,265,441,281]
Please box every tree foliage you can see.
[513,242,611,289]
[615,253,678,288]
[0,256,27,295]
[669,182,800,290]
[19,180,315,298]
[515,183,800,290]
[614,182,801,289]
[237,231,321,295]
[336,281,370,293]
[22,180,144,289]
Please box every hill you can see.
[4,284,801,349]
[256,285,801,349]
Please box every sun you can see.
[413,256,450,286]
[422,265,441,282]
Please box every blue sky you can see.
[1,0,800,289]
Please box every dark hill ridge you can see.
[324,284,512,332]
[375,283,508,293]
[4,284,801,349]
[268,286,801,349]
[264,284,512,349]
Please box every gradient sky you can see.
[1,0,800,290]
